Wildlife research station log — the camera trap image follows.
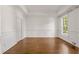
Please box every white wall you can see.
[68,8,79,47]
[16,7,27,40]
[0,6,28,53]
[0,5,58,53]
[0,6,2,53]
[1,6,18,53]
[26,15,56,37]
[58,8,79,47]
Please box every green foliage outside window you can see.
[63,16,68,33]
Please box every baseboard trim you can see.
[57,37,79,49]
[3,40,19,54]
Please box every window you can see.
[63,16,68,33]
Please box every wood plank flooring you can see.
[4,37,79,54]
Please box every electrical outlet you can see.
[72,42,76,45]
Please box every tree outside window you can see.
[63,16,68,33]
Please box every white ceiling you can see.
[25,5,70,16]
[19,5,79,17]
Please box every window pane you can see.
[63,16,68,33]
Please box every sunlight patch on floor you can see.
[59,43,69,54]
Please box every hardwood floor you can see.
[4,37,79,54]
